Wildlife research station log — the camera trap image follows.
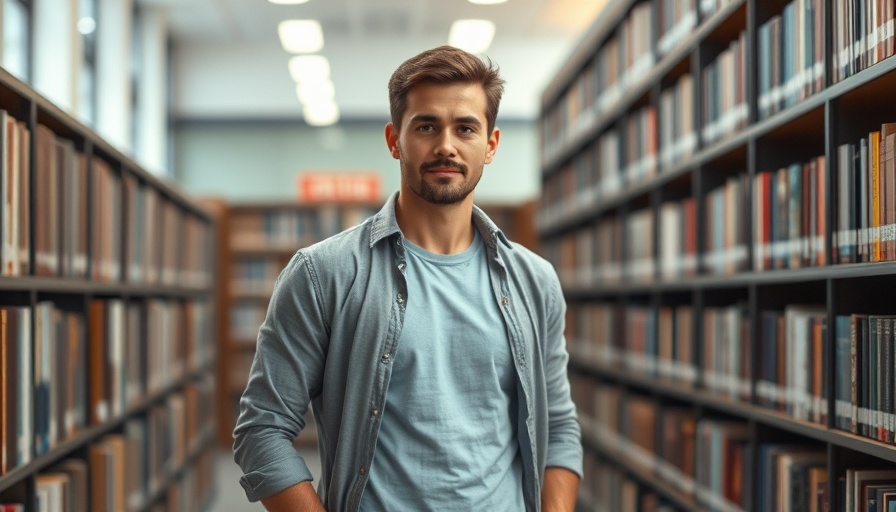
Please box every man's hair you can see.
[388,45,505,135]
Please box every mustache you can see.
[421,159,466,173]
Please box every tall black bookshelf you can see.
[0,65,217,512]
[539,0,896,510]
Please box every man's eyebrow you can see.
[409,114,483,125]
[454,115,482,126]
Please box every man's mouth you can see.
[422,160,465,175]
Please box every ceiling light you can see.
[288,55,330,83]
[278,20,324,53]
[77,17,96,35]
[269,0,310,4]
[303,100,340,126]
[295,79,335,104]
[448,19,495,54]
[467,0,508,3]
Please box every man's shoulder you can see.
[499,239,559,283]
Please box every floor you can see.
[206,445,322,512]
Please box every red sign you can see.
[297,172,382,203]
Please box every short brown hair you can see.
[388,45,505,135]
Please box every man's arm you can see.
[234,252,329,503]
[541,466,580,512]
[261,481,326,512]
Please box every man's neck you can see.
[395,191,475,255]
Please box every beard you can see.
[401,157,482,205]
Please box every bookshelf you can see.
[539,0,896,510]
[0,65,216,511]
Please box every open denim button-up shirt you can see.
[233,191,583,511]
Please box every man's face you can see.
[386,81,499,205]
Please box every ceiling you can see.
[141,0,609,121]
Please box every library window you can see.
[78,0,97,126]
[130,3,142,154]
[3,0,31,82]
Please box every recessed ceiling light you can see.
[269,0,310,4]
[78,17,96,35]
[295,79,336,104]
[448,19,495,54]
[467,0,508,4]
[304,100,340,126]
[288,55,330,83]
[278,20,324,53]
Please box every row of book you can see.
[834,314,896,444]
[231,257,283,297]
[573,376,896,512]
[568,301,896,437]
[705,173,750,275]
[542,217,623,289]
[0,377,214,511]
[757,0,826,119]
[581,450,682,511]
[0,299,211,475]
[657,0,740,59]
[541,2,655,164]
[538,74,696,234]
[542,0,896,176]
[230,204,377,252]
[754,156,828,270]
[701,30,748,145]
[0,111,212,287]
[567,302,698,385]
[538,121,627,231]
[835,122,896,264]
[543,0,748,165]
[230,302,267,342]
[831,0,896,83]
[540,151,873,283]
[657,0,698,57]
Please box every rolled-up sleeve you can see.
[543,270,583,477]
[233,251,329,502]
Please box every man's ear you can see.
[385,123,400,159]
[485,127,500,164]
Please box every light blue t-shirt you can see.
[360,229,525,511]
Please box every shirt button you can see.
[359,467,366,475]
[381,353,391,363]
[501,296,509,306]
[398,262,406,271]
[371,407,380,418]
[396,294,405,304]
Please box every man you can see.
[233,45,582,511]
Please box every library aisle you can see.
[207,446,322,512]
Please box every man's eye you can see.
[459,126,474,134]
[417,125,434,132]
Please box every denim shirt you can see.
[233,191,583,511]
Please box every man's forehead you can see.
[403,83,488,121]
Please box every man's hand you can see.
[261,481,326,511]
[541,466,580,512]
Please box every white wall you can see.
[174,120,540,204]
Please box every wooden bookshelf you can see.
[479,200,540,252]
[540,0,896,510]
[0,66,216,511]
